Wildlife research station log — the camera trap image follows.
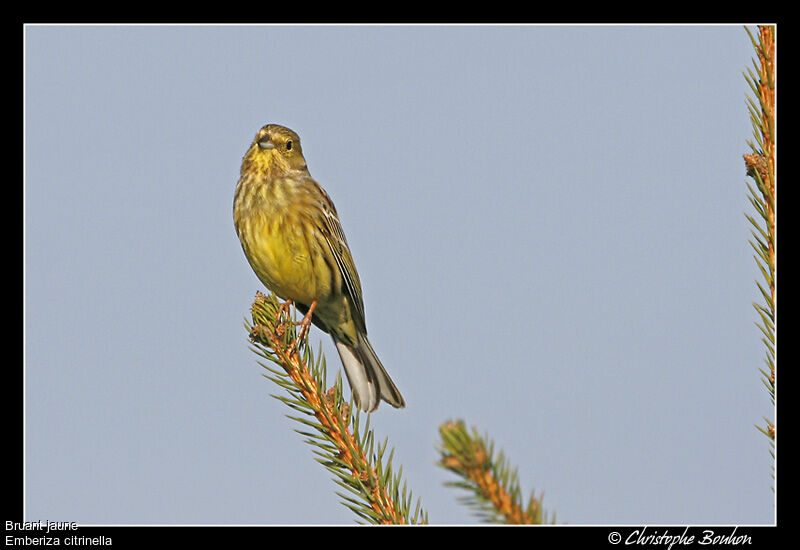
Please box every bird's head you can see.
[243,124,308,174]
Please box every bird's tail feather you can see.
[334,333,405,412]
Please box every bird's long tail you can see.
[334,333,405,412]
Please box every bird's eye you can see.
[285,140,293,151]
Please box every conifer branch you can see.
[742,25,776,486]
[437,420,551,524]
[246,292,427,524]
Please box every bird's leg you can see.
[295,299,318,344]
[277,299,294,320]
[288,299,317,357]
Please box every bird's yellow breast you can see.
[236,200,332,306]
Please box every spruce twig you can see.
[246,291,427,524]
[437,420,551,524]
[742,25,776,487]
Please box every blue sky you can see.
[24,24,774,525]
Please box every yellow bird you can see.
[234,124,405,412]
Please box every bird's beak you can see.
[257,136,275,150]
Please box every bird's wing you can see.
[315,180,368,332]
